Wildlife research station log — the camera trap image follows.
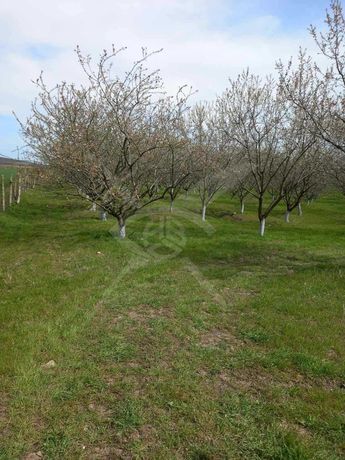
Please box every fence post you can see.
[9,176,13,206]
[16,174,22,205]
[1,175,5,212]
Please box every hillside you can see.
[0,155,34,167]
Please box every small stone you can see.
[41,360,56,369]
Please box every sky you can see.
[0,0,331,158]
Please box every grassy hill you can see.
[0,156,33,167]
[0,187,344,459]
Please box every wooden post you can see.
[16,174,22,205]
[1,175,5,212]
[9,176,13,206]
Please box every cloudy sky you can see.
[0,0,330,158]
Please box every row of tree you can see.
[20,1,345,238]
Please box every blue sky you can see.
[239,0,328,29]
[206,0,329,31]
[0,0,331,158]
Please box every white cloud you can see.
[0,1,321,125]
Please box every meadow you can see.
[0,180,344,459]
[0,167,16,185]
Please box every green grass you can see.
[0,187,345,459]
[0,167,16,185]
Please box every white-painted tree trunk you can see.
[170,188,174,212]
[259,218,266,236]
[202,204,206,221]
[240,199,245,214]
[99,210,107,221]
[119,223,126,239]
[117,215,126,239]
[91,202,97,212]
[285,210,290,223]
[297,202,302,216]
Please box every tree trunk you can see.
[202,204,206,221]
[170,188,174,212]
[240,198,245,214]
[91,202,97,212]
[118,216,126,239]
[259,217,266,236]
[297,202,302,216]
[285,210,290,223]
[99,210,107,221]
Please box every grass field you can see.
[0,186,344,459]
[0,167,16,186]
